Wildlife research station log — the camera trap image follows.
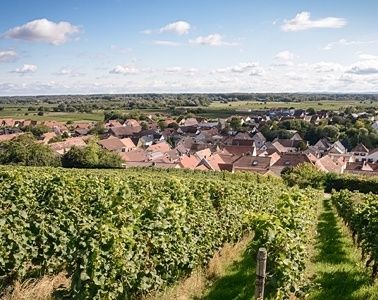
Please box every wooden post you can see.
[255,247,267,300]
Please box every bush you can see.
[325,173,378,194]
[282,163,325,189]
[61,141,122,169]
[0,134,60,167]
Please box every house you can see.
[315,155,344,173]
[314,138,332,154]
[175,137,196,154]
[179,154,200,169]
[366,149,378,163]
[49,137,87,155]
[109,126,140,138]
[271,139,303,153]
[98,137,135,152]
[146,141,171,153]
[373,121,378,132]
[137,135,154,148]
[165,149,180,162]
[194,148,212,160]
[124,119,140,127]
[120,138,136,152]
[290,133,303,141]
[105,120,123,128]
[197,153,225,171]
[293,109,306,119]
[351,144,369,161]
[74,122,93,130]
[40,132,57,144]
[179,117,198,127]
[0,133,22,142]
[0,118,15,127]
[328,141,347,154]
[120,148,148,162]
[232,132,254,146]
[223,145,256,156]
[233,156,273,174]
[251,132,266,149]
[344,161,377,175]
[270,153,313,175]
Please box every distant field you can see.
[209,100,378,111]
[0,108,104,122]
[0,99,377,121]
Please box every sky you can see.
[0,0,378,95]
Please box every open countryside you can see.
[1,1,378,299]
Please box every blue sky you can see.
[1,0,378,95]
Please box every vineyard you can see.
[332,190,378,278]
[2,166,378,299]
[0,167,322,299]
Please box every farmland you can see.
[1,93,378,121]
[1,166,378,299]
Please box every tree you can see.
[0,134,60,166]
[62,141,122,169]
[298,140,308,151]
[229,117,242,131]
[23,124,49,137]
[89,122,106,135]
[158,120,167,131]
[306,107,316,115]
[320,125,339,141]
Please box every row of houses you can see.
[1,115,378,176]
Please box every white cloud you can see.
[141,29,152,35]
[346,60,378,75]
[311,62,344,73]
[13,64,37,74]
[3,18,80,45]
[153,40,180,46]
[165,67,182,73]
[358,54,378,60]
[53,67,84,77]
[160,21,191,35]
[231,62,260,73]
[55,68,73,75]
[212,62,263,76]
[323,39,378,50]
[109,65,139,75]
[0,50,17,63]
[189,34,237,46]
[275,50,295,61]
[281,11,346,32]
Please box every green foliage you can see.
[0,167,292,299]
[89,122,106,135]
[246,189,320,298]
[282,163,325,189]
[61,141,122,169]
[283,164,378,194]
[332,190,378,278]
[0,134,60,167]
[324,173,378,194]
[229,117,242,131]
[23,124,50,137]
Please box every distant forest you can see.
[0,93,377,110]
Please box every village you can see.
[1,107,378,176]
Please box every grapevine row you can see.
[0,166,317,299]
[332,190,378,278]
